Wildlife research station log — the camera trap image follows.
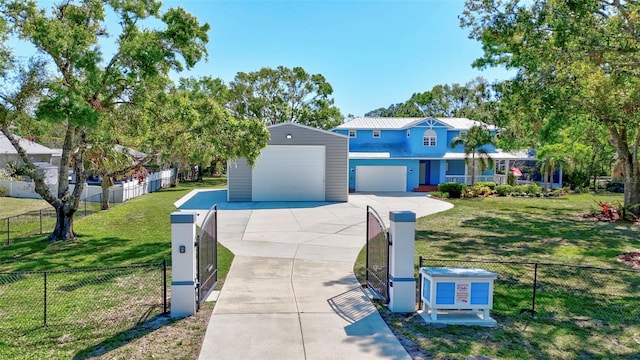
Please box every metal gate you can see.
[366,205,390,303]
[196,204,218,309]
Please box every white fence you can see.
[0,169,175,203]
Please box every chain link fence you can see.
[1,194,107,245]
[418,257,640,324]
[0,261,167,333]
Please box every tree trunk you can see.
[470,154,476,185]
[101,178,111,210]
[622,158,640,216]
[48,204,75,241]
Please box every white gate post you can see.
[388,211,416,313]
[170,212,197,318]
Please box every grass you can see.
[0,177,232,359]
[356,193,640,359]
[0,197,49,218]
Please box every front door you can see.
[419,161,427,185]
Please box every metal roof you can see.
[0,134,56,155]
[335,117,497,131]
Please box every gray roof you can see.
[0,134,56,155]
[335,117,497,131]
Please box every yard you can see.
[357,193,640,359]
[0,178,232,359]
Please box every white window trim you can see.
[348,130,357,138]
[423,129,437,147]
[373,130,381,138]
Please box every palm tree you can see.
[536,145,569,193]
[449,125,496,185]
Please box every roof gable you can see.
[269,122,348,138]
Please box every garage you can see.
[252,145,325,201]
[356,166,406,192]
[227,122,349,202]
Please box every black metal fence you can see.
[366,206,390,303]
[418,257,640,324]
[1,195,108,245]
[0,261,167,330]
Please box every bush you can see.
[513,185,526,195]
[0,186,7,197]
[524,183,541,195]
[606,178,625,193]
[475,181,496,190]
[463,184,492,198]
[428,191,449,199]
[438,182,464,199]
[495,184,513,196]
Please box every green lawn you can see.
[0,177,232,359]
[0,197,49,218]
[357,193,640,360]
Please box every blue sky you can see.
[11,0,513,117]
[164,0,514,117]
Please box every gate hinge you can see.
[387,231,392,245]
[195,234,200,247]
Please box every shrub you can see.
[0,186,7,197]
[475,181,496,190]
[495,184,512,196]
[606,178,625,193]
[524,183,541,195]
[428,191,449,199]
[438,182,464,199]
[462,184,492,198]
[513,185,526,195]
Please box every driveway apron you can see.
[185,191,453,360]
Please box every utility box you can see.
[420,267,497,327]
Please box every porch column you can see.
[439,160,447,184]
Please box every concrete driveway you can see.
[176,190,453,360]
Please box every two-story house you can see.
[333,117,535,192]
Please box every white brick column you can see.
[388,211,416,313]
[170,212,197,318]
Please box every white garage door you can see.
[252,145,325,201]
[356,166,406,192]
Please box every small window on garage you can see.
[348,130,356,138]
[373,130,381,138]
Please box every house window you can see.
[459,130,468,137]
[406,129,411,138]
[348,130,356,138]
[373,130,381,138]
[423,129,437,147]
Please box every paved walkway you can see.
[176,190,453,360]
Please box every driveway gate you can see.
[196,204,218,310]
[366,206,390,303]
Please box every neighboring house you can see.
[0,134,56,168]
[333,117,536,192]
[227,122,348,202]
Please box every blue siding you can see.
[435,282,455,305]
[470,282,490,305]
[447,160,465,175]
[429,160,441,184]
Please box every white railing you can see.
[444,174,507,185]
